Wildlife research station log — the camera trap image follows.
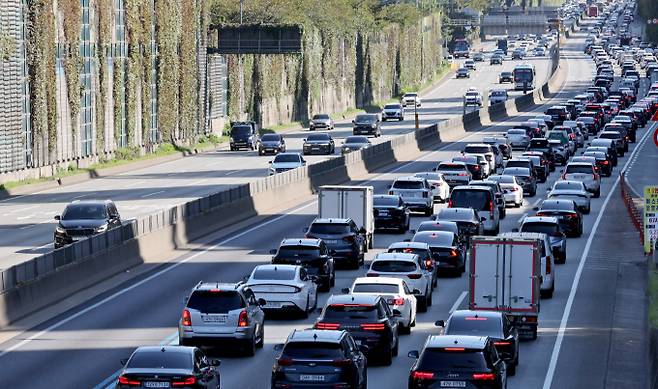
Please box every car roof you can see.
[373,252,419,262]
[522,216,559,224]
[394,176,425,182]
[499,231,548,242]
[388,241,431,250]
[312,218,351,224]
[353,276,404,286]
[280,238,322,247]
[193,282,243,292]
[132,346,194,356]
[68,199,112,206]
[327,293,381,305]
[451,185,493,192]
[425,335,489,349]
[288,329,344,343]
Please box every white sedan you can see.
[489,174,524,208]
[349,276,417,334]
[413,172,451,203]
[246,264,318,317]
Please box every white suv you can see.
[389,176,433,215]
[401,92,422,108]
[367,253,432,312]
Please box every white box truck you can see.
[318,185,374,250]
[468,235,542,340]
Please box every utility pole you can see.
[238,0,245,120]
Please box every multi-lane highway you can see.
[3,22,654,389]
[0,42,553,268]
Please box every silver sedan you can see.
[547,188,591,214]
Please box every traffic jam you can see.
[112,1,658,389]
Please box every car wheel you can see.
[400,323,411,335]
[381,346,393,366]
[301,296,311,319]
[392,336,399,357]
[515,201,522,208]
[427,289,433,307]
[244,334,257,356]
[508,361,517,376]
[594,188,600,198]
[494,224,500,235]
[417,296,428,313]
[330,271,336,287]
[256,325,264,348]
[500,208,506,219]
[424,206,433,216]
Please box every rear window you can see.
[506,160,530,168]
[274,154,300,163]
[446,316,503,337]
[412,233,454,247]
[599,132,620,139]
[529,139,549,148]
[438,164,467,172]
[282,342,344,359]
[309,223,350,235]
[371,260,417,273]
[546,108,565,115]
[416,222,457,233]
[307,134,329,141]
[541,201,575,211]
[374,196,400,207]
[464,146,490,154]
[277,245,321,258]
[449,190,491,211]
[252,267,296,280]
[553,181,583,190]
[417,349,488,372]
[186,291,245,314]
[352,283,400,294]
[345,136,368,144]
[128,351,192,370]
[436,209,473,221]
[393,180,424,190]
[323,304,378,320]
[521,222,558,234]
[507,129,526,135]
[565,165,594,174]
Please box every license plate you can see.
[440,381,466,388]
[201,315,226,323]
[378,210,389,216]
[300,375,325,382]
[266,149,274,152]
[144,382,170,388]
[266,302,283,308]
[325,239,338,244]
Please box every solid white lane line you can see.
[449,291,468,314]
[30,242,53,252]
[224,170,239,176]
[517,212,528,224]
[72,194,88,199]
[139,190,165,198]
[541,118,655,389]
[532,197,543,207]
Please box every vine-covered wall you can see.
[226,13,443,127]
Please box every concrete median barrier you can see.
[0,29,569,328]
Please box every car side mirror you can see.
[303,139,306,142]
[408,350,420,359]
[480,217,486,222]
[341,287,350,294]
[211,359,221,366]
[358,344,370,354]
[403,239,411,242]
[435,320,446,327]
[120,358,128,366]
[273,344,284,352]
[269,249,277,255]
[268,161,272,164]
[533,206,539,211]
[392,309,402,317]
[257,298,267,306]
[409,229,416,234]
[413,289,422,295]
[54,215,61,221]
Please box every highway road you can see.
[2,25,652,389]
[0,41,553,268]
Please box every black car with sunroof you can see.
[54,200,122,249]
[534,199,583,237]
[373,195,411,233]
[271,238,335,292]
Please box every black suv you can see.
[373,195,411,233]
[270,238,336,292]
[352,114,381,137]
[229,121,260,151]
[271,329,368,389]
[116,346,220,389]
[408,335,507,389]
[305,218,366,269]
[438,310,520,376]
[54,200,121,248]
[315,294,400,365]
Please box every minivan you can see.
[448,185,500,235]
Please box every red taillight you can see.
[172,377,197,387]
[425,259,433,268]
[489,200,494,213]
[546,256,552,274]
[315,322,341,330]
[412,371,435,380]
[522,316,538,323]
[277,358,294,366]
[473,373,496,381]
[566,213,578,219]
[343,235,355,243]
[238,310,249,327]
[408,273,422,279]
[388,297,405,306]
[450,249,459,257]
[493,341,511,346]
[366,272,379,277]
[360,323,386,331]
[332,359,352,367]
[474,165,481,170]
[181,309,192,326]
[118,376,140,386]
[389,191,394,195]
[448,199,453,208]
[536,212,547,216]
[602,160,609,165]
[510,187,518,192]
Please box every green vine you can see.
[95,0,112,154]
[140,1,154,145]
[113,57,124,144]
[179,0,197,140]
[155,0,182,142]
[26,0,57,162]
[60,0,82,150]
[0,30,16,61]
[125,0,145,146]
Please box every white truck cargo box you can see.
[318,186,374,249]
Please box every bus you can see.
[452,39,470,58]
[513,64,536,91]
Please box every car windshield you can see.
[277,245,321,258]
[449,190,490,211]
[374,196,400,207]
[521,222,559,234]
[307,134,329,141]
[261,134,280,142]
[541,201,575,211]
[309,223,350,235]
[354,115,375,123]
[464,146,490,154]
[230,126,251,136]
[371,260,417,273]
[345,136,368,144]
[547,108,565,115]
[62,204,107,220]
[392,180,423,190]
[313,114,330,120]
[352,283,400,294]
[282,342,344,360]
[186,291,245,314]
[438,164,466,172]
[323,304,378,320]
[127,351,192,370]
[384,104,401,109]
[252,267,296,281]
[566,165,593,174]
[446,316,502,337]
[274,154,300,163]
[417,349,487,372]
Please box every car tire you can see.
[427,289,433,307]
[500,208,506,219]
[319,280,330,293]
[381,346,393,366]
[392,336,399,357]
[330,270,336,287]
[515,201,522,208]
[508,361,517,376]
[400,323,411,335]
[256,325,264,349]
[417,296,428,313]
[301,296,311,319]
[593,188,600,198]
[424,206,433,217]
[244,335,257,357]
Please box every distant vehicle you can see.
[414,172,451,203]
[229,121,259,151]
[349,276,417,334]
[305,218,366,269]
[302,132,335,155]
[499,71,514,83]
[456,66,470,78]
[488,174,524,208]
[309,113,334,131]
[489,89,508,105]
[269,153,306,175]
[497,38,508,55]
[464,88,483,107]
[588,5,599,17]
[381,103,404,121]
[401,92,422,108]
[341,136,371,154]
[246,264,318,317]
[270,238,335,292]
[352,114,381,137]
[512,48,525,60]
[318,185,374,250]
[490,53,504,65]
[388,176,434,216]
[452,38,471,58]
[505,128,531,149]
[513,64,536,91]
[367,253,432,312]
[517,216,567,263]
[258,133,286,155]
[473,52,484,62]
[116,346,220,389]
[464,59,477,70]
[54,200,121,249]
[373,194,410,232]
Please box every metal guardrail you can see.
[620,170,644,244]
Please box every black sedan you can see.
[499,71,513,83]
[438,310,519,376]
[352,114,381,137]
[116,346,220,389]
[534,199,583,237]
[373,195,410,233]
[583,150,613,176]
[258,133,286,155]
[303,133,335,155]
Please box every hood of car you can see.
[59,219,107,229]
[271,161,303,169]
[261,141,282,147]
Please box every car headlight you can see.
[95,224,108,233]
[55,226,66,234]
[371,124,376,128]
